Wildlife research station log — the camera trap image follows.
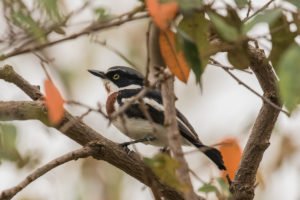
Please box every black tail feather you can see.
[195,144,226,170]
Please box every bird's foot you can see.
[120,136,156,147]
[160,146,170,154]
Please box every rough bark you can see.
[0,65,185,200]
[231,46,281,200]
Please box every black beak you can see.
[88,69,106,79]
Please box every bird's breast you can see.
[106,92,119,115]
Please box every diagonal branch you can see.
[0,142,103,200]
[209,59,290,117]
[0,65,42,100]
[0,65,185,200]
[161,75,198,200]
[0,13,149,61]
[150,25,198,200]
[231,45,281,200]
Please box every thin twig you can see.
[144,21,153,85]
[66,100,108,118]
[209,58,290,117]
[109,86,151,120]
[0,13,149,60]
[210,61,252,74]
[246,0,252,19]
[59,109,92,133]
[92,38,139,70]
[0,142,102,200]
[243,0,274,22]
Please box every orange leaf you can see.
[44,79,65,124]
[146,0,178,30]
[218,138,242,180]
[159,30,190,83]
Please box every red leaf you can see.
[159,30,190,83]
[218,138,242,180]
[44,79,64,124]
[146,0,178,30]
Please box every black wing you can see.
[117,88,204,141]
[117,88,226,170]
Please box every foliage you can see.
[146,0,300,112]
[0,123,31,168]
[44,79,65,124]
[198,178,232,199]
[218,138,242,180]
[144,153,187,192]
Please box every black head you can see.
[88,66,144,92]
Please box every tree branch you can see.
[231,46,281,200]
[209,59,289,117]
[0,142,103,200]
[161,75,198,200]
[0,13,149,61]
[149,24,198,200]
[0,65,42,100]
[0,66,185,200]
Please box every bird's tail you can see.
[194,143,226,170]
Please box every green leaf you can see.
[176,30,202,82]
[94,7,112,21]
[38,0,62,23]
[242,8,282,34]
[234,0,248,8]
[227,43,250,69]
[11,10,47,43]
[178,0,203,14]
[208,12,240,42]
[198,183,220,195]
[144,153,186,192]
[217,178,229,191]
[278,43,300,112]
[0,123,20,163]
[217,178,232,197]
[269,14,297,70]
[178,13,217,67]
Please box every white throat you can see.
[103,80,142,95]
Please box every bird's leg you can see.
[120,136,156,147]
[160,146,170,154]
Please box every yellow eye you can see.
[113,73,120,80]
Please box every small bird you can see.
[88,66,226,170]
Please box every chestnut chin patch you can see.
[105,82,110,93]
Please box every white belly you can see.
[112,117,190,146]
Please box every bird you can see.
[88,66,226,170]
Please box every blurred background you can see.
[0,0,300,199]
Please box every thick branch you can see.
[0,142,102,200]
[0,101,184,200]
[0,66,185,200]
[0,65,42,100]
[231,46,281,200]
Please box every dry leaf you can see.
[159,30,190,83]
[146,0,178,30]
[218,138,242,180]
[44,79,65,124]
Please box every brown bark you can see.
[161,76,198,200]
[231,46,281,200]
[0,65,185,200]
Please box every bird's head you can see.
[88,66,144,94]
